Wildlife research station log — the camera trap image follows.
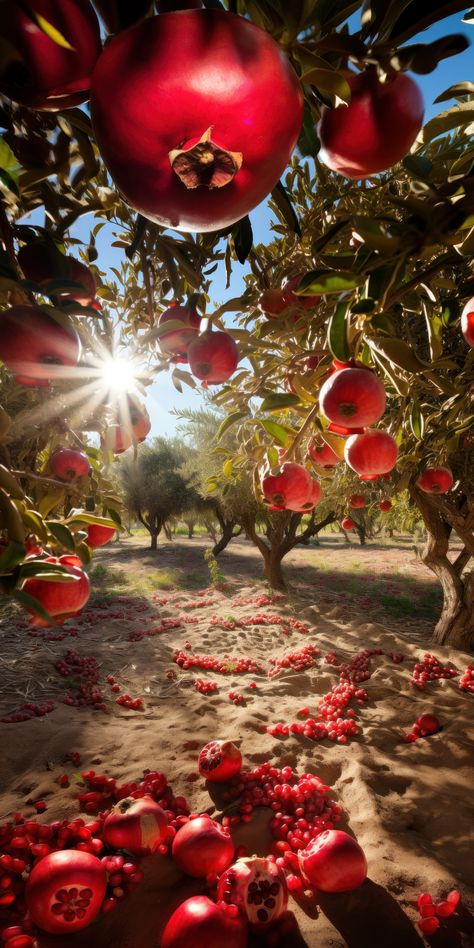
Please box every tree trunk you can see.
[213,522,235,557]
[263,550,286,590]
[355,523,366,546]
[163,522,172,541]
[150,531,158,550]
[204,520,218,542]
[184,520,195,539]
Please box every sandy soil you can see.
[1,535,473,947]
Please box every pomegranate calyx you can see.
[169,126,243,190]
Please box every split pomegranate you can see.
[21,555,90,626]
[188,330,239,384]
[0,306,81,386]
[341,517,355,531]
[0,0,101,111]
[161,896,247,948]
[261,462,312,511]
[319,367,386,431]
[307,439,340,468]
[344,429,399,480]
[198,740,242,783]
[414,714,441,737]
[91,9,303,232]
[103,796,168,854]
[25,850,107,934]
[461,296,474,348]
[349,494,366,509]
[172,815,234,878]
[318,70,424,178]
[416,467,453,494]
[158,304,201,362]
[86,524,116,548]
[299,829,367,892]
[50,449,91,482]
[217,855,288,928]
[379,499,392,512]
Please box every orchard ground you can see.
[1,533,473,948]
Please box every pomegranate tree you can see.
[25,850,107,934]
[188,330,239,384]
[299,829,367,892]
[50,449,91,482]
[158,304,201,362]
[217,855,288,928]
[261,463,312,511]
[172,816,234,878]
[461,296,474,348]
[103,796,168,854]
[319,366,386,433]
[0,306,80,386]
[21,555,90,626]
[161,896,247,948]
[344,430,398,480]
[198,740,242,782]
[416,467,453,494]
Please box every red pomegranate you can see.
[307,439,340,468]
[318,70,424,178]
[157,0,203,10]
[413,713,441,737]
[344,430,398,480]
[379,499,392,512]
[217,855,288,928]
[86,524,116,548]
[198,740,242,783]
[416,467,453,494]
[161,897,247,948]
[19,243,97,306]
[291,478,323,512]
[103,795,168,854]
[50,449,91,482]
[319,367,386,431]
[25,535,44,557]
[0,0,100,111]
[341,516,355,531]
[258,289,288,318]
[282,274,320,310]
[0,305,81,386]
[299,830,367,892]
[461,296,474,348]
[126,395,151,442]
[21,555,90,626]
[103,425,133,455]
[60,258,97,306]
[158,304,201,362]
[172,816,234,879]
[261,462,312,511]
[349,494,366,509]
[188,330,239,384]
[25,850,107,934]
[91,9,303,232]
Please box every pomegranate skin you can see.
[416,467,453,494]
[0,305,81,386]
[198,740,242,783]
[318,70,424,178]
[217,855,288,929]
[86,525,116,548]
[344,429,398,481]
[414,713,441,737]
[461,296,474,347]
[172,816,234,878]
[299,829,367,892]
[349,494,365,509]
[21,555,90,626]
[379,499,392,512]
[319,367,386,430]
[90,10,303,232]
[258,289,287,318]
[103,796,168,854]
[50,448,91,482]
[308,440,340,468]
[188,330,239,384]
[291,479,323,512]
[19,243,97,305]
[282,274,320,310]
[26,850,107,934]
[0,0,101,111]
[158,304,201,362]
[341,517,355,531]
[261,462,312,511]
[161,896,247,948]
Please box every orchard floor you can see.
[1,534,473,948]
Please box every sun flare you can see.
[98,357,139,394]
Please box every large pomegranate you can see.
[349,494,366,509]
[291,478,323,512]
[19,243,97,306]
[21,555,90,626]
[25,850,107,934]
[0,305,81,386]
[161,896,247,948]
[461,296,474,348]
[261,462,312,511]
[103,796,168,854]
[50,449,91,482]
[158,304,201,362]
[217,855,288,928]
[0,0,101,111]
[91,9,303,232]
[172,816,234,879]
[318,70,424,178]
[307,439,340,468]
[198,740,242,783]
[86,524,116,548]
[188,330,239,384]
[416,467,453,494]
[344,429,398,481]
[299,830,367,892]
[319,367,386,431]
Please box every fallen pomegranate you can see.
[103,795,168,854]
[86,524,116,548]
[0,0,101,111]
[349,494,365,509]
[344,429,398,480]
[461,296,474,348]
[307,439,340,468]
[172,815,234,878]
[0,306,81,386]
[318,70,424,178]
[21,555,90,626]
[91,9,303,231]
[158,304,201,362]
[319,366,386,432]
[25,850,107,934]
[198,740,242,782]
[50,449,91,482]
[341,516,356,531]
[188,330,239,384]
[299,829,367,892]
[416,467,453,494]
[261,462,312,511]
[161,896,247,948]
[218,855,288,928]
[379,499,392,512]
[414,713,441,737]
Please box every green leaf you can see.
[260,393,301,411]
[402,154,433,179]
[271,181,301,237]
[420,102,474,145]
[46,521,76,552]
[327,301,350,362]
[267,446,279,469]
[434,80,474,103]
[0,540,26,573]
[105,507,122,528]
[13,588,54,624]
[368,335,429,373]
[66,513,117,529]
[216,411,247,441]
[223,459,233,478]
[410,403,425,441]
[260,420,295,447]
[231,216,253,264]
[302,68,352,105]
[19,561,79,581]
[295,270,364,295]
[31,11,74,48]
[297,101,320,158]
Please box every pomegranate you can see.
[125,395,151,442]
[349,494,365,509]
[291,479,323,512]
[19,243,97,306]
[258,289,288,318]
[282,274,320,310]
[0,305,81,386]
[86,524,116,548]
[172,815,234,878]
[50,449,91,482]
[198,740,242,783]
[157,0,203,10]
[379,499,392,512]
[299,829,367,892]
[319,367,386,431]
[103,425,133,455]
[217,855,288,928]
[21,555,90,626]
[91,9,303,232]
[318,70,424,178]
[103,795,168,854]
[307,439,340,468]
[413,714,441,737]
[158,304,201,362]
[0,0,101,111]
[461,296,474,348]
[341,517,355,531]
[261,462,312,511]
[25,850,107,934]
[416,467,453,494]
[161,897,247,948]
[188,330,239,384]
[59,258,97,306]
[344,429,398,480]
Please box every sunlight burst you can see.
[98,356,139,394]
